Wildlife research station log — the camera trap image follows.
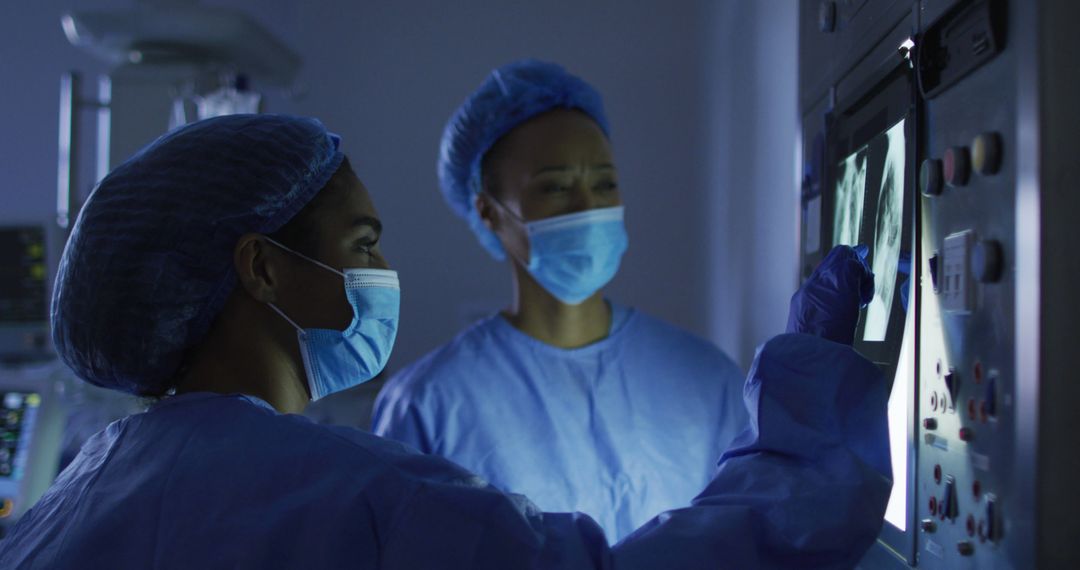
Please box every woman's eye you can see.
[355,241,377,255]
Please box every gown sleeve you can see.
[378,333,892,570]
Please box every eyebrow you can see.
[531,163,615,176]
[350,216,383,235]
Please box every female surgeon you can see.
[373,60,748,542]
[0,113,890,569]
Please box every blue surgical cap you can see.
[52,114,345,395]
[437,59,610,260]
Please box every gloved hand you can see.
[786,245,875,345]
[898,250,912,313]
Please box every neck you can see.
[175,300,310,414]
[503,262,612,348]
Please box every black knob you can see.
[972,240,1003,283]
[819,1,836,33]
[921,159,944,196]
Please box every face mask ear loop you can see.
[267,303,308,339]
[484,191,527,225]
[482,192,533,269]
[263,236,346,278]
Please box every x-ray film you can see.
[832,151,867,247]
[862,120,906,341]
[833,118,906,342]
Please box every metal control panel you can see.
[914,2,1015,562]
[800,0,1079,567]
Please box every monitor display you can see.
[0,391,41,481]
[0,227,48,325]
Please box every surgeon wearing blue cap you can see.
[372,60,750,542]
[0,113,890,569]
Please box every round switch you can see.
[944,146,971,187]
[972,132,1003,175]
[959,427,975,442]
[819,1,837,33]
[972,240,1004,283]
[921,158,944,196]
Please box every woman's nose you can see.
[573,183,599,212]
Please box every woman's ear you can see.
[233,234,281,303]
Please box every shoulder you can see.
[372,317,504,438]
[212,395,418,461]
[381,316,501,399]
[220,396,479,482]
[620,306,742,376]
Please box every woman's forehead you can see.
[495,111,612,170]
[309,168,381,228]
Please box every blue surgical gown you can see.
[373,304,749,542]
[0,334,890,569]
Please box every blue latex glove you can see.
[786,244,875,345]
[898,251,912,313]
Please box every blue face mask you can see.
[494,201,629,305]
[265,239,400,401]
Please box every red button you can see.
[934,464,942,484]
[959,427,975,442]
[924,418,938,430]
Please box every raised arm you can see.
[381,246,890,570]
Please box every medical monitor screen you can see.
[0,227,48,324]
[0,391,41,481]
